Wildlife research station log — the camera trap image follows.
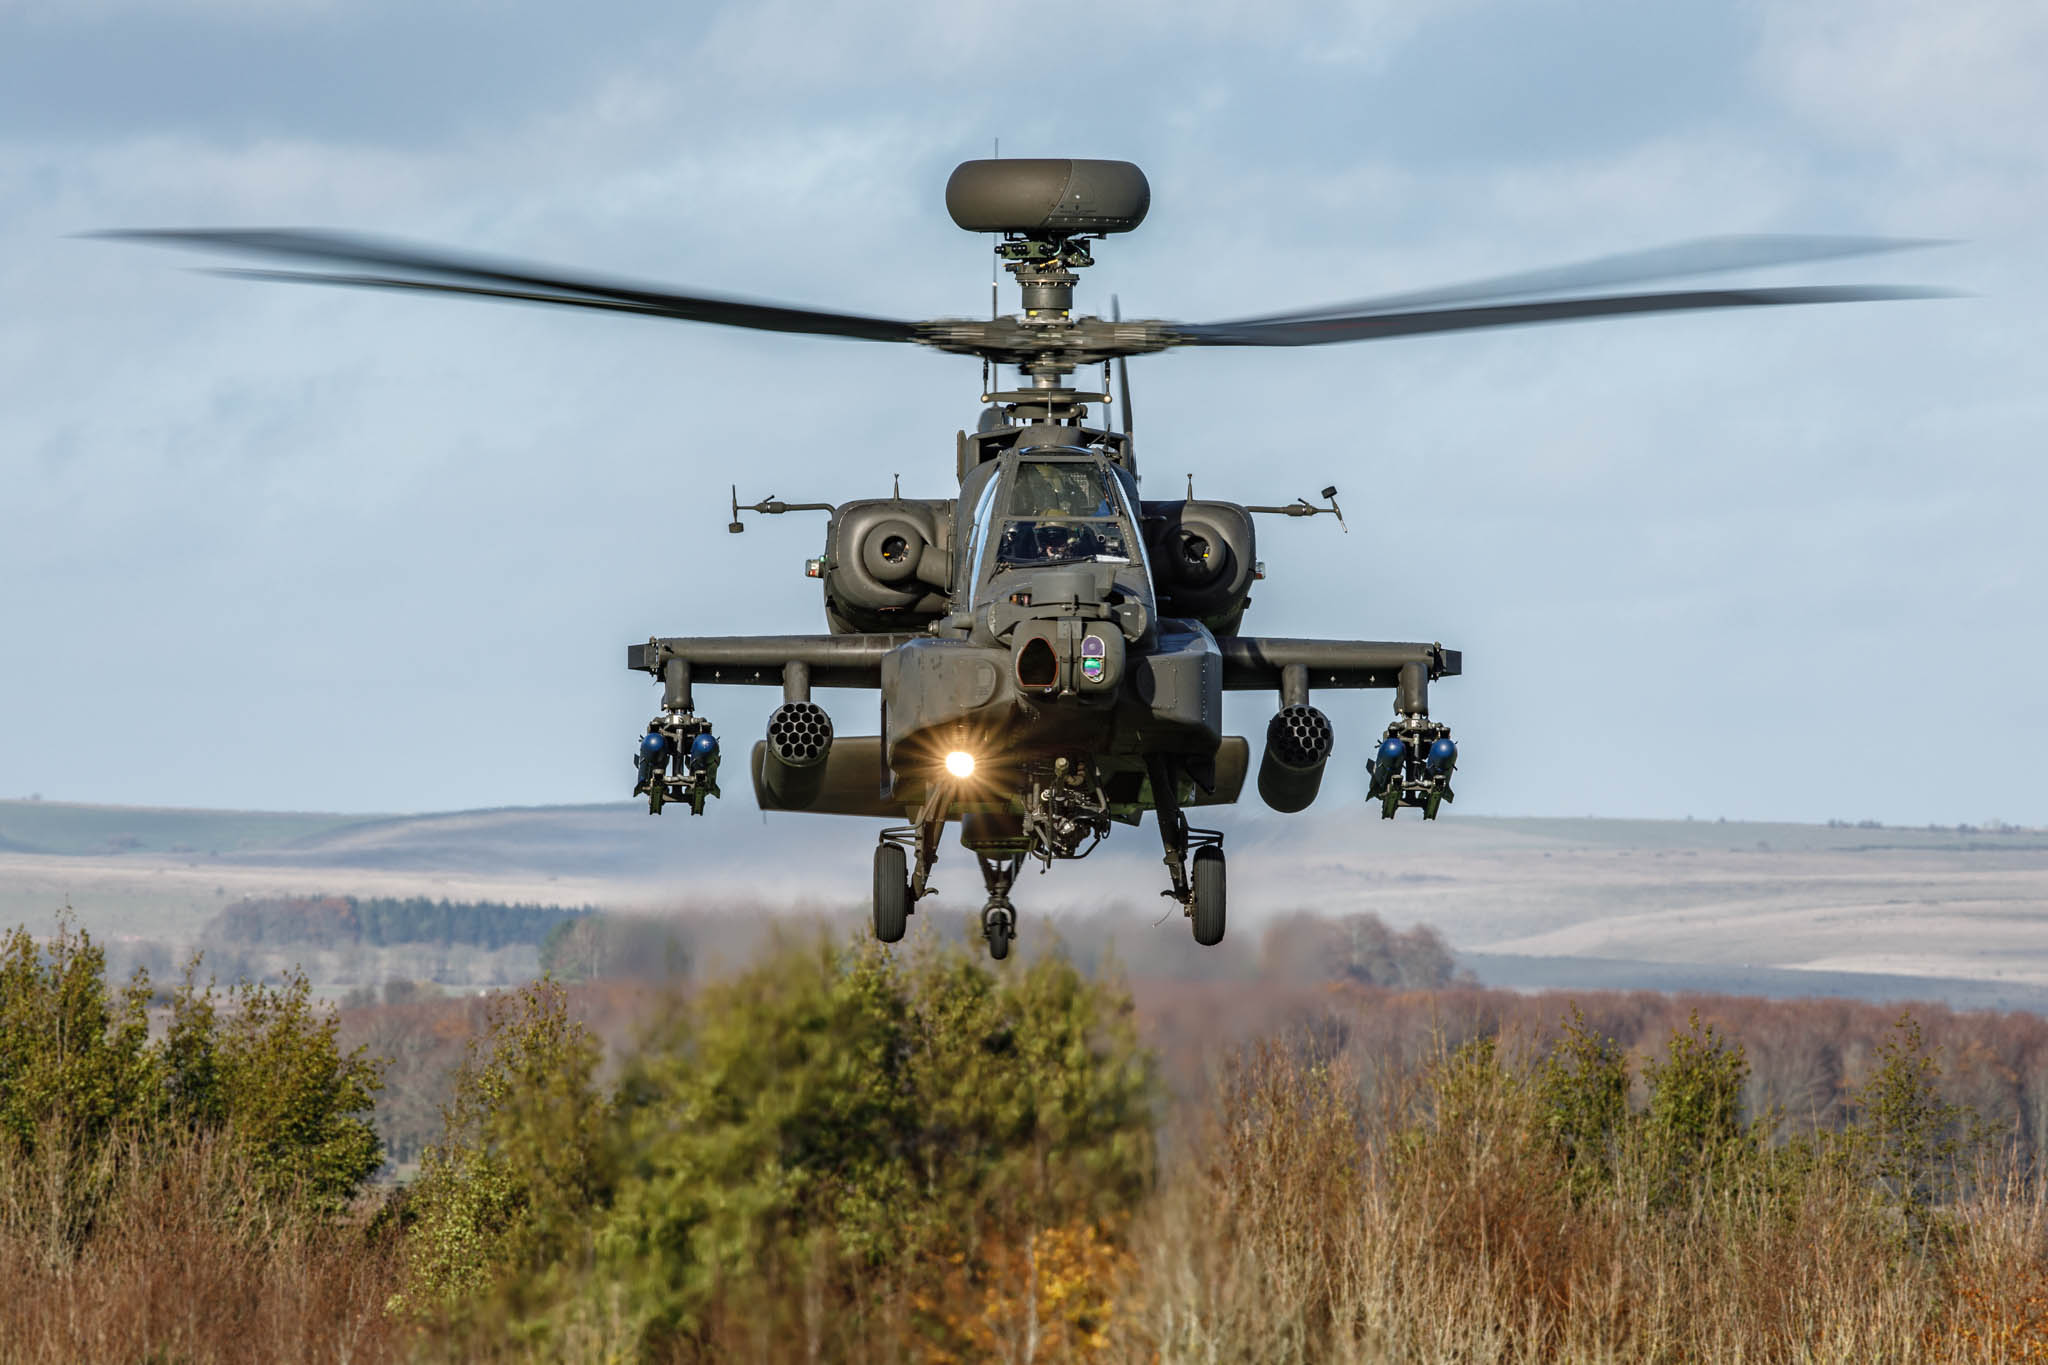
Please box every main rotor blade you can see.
[1217,235,1948,327]
[95,228,925,344]
[1177,284,1952,348]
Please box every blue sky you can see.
[2,0,2042,823]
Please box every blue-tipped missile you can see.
[1368,735,1406,798]
[687,731,720,770]
[634,729,674,792]
[1425,736,1458,779]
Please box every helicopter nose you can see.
[1009,621,1123,698]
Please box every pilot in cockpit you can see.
[992,458,1131,568]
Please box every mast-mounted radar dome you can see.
[946,159,1150,235]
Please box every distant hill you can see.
[5,797,2048,1014]
[0,798,387,857]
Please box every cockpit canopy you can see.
[981,454,1137,573]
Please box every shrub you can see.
[0,917,385,1244]
[1847,1012,1987,1224]
[162,961,385,1209]
[1537,1004,1631,1198]
[0,918,154,1159]
[1643,1009,1755,1198]
[406,931,1157,1357]
[400,978,610,1310]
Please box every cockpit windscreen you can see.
[1006,461,1120,520]
[991,459,1134,569]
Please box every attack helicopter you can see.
[106,157,1944,958]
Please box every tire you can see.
[986,920,1011,960]
[873,843,909,943]
[1191,846,1226,946]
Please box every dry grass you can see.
[1116,1041,2048,1365]
[0,1131,403,1365]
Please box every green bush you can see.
[402,930,1157,1355]
[400,979,609,1311]
[1643,1010,1756,1198]
[1846,1013,1986,1225]
[165,961,385,1209]
[0,918,154,1159]
[1537,1004,1631,1197]
[0,916,385,1241]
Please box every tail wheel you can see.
[873,843,909,943]
[1191,845,1226,946]
[982,901,1014,961]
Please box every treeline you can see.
[526,902,1461,990]
[204,894,591,949]
[18,909,2048,1359]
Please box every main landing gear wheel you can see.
[1191,845,1226,946]
[873,842,909,943]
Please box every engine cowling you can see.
[822,499,953,634]
[1143,499,1257,634]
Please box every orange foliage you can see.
[913,1219,1135,1364]
[1941,1261,2048,1360]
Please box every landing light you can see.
[944,750,976,779]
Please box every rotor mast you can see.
[946,158,1151,427]
[983,236,1109,423]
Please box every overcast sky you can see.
[2,0,2042,825]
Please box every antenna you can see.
[1112,294,1133,438]
[989,137,1000,398]
[989,138,1000,323]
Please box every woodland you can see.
[7,909,2048,1362]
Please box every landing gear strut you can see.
[977,853,1022,960]
[1148,755,1227,945]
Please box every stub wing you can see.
[629,634,1460,692]
[628,634,918,688]
[1217,637,1460,692]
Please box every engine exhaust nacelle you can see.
[1257,704,1333,813]
[761,701,834,809]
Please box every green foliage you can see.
[597,938,920,1322]
[1643,1010,1754,1195]
[0,916,385,1244]
[1846,1013,1984,1221]
[400,979,609,1310]
[200,965,386,1208]
[1537,1004,1631,1197]
[409,931,1157,1353]
[0,917,154,1158]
